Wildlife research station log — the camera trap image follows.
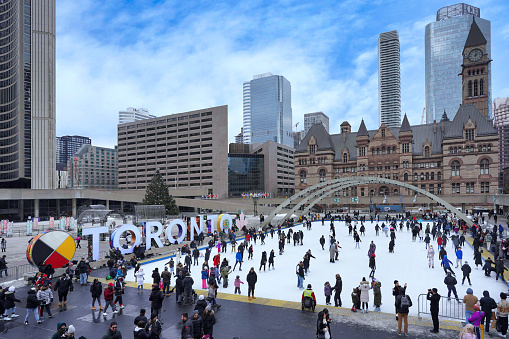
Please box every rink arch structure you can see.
[263,176,474,228]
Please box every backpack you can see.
[400,295,410,308]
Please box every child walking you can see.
[201,268,209,289]
[351,288,359,312]
[234,275,244,295]
[324,282,332,306]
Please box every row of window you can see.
[453,182,490,194]
[449,144,491,154]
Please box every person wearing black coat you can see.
[134,320,151,339]
[461,262,472,285]
[90,278,102,310]
[480,290,497,334]
[202,308,216,338]
[149,286,164,320]
[152,268,161,285]
[134,309,148,326]
[24,288,41,324]
[182,273,194,305]
[444,273,459,299]
[191,310,203,339]
[319,236,326,250]
[148,313,162,338]
[246,267,258,300]
[194,295,208,315]
[54,274,72,306]
[496,258,508,281]
[333,274,342,307]
[427,288,441,333]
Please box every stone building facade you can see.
[294,105,498,200]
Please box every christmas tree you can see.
[142,170,179,215]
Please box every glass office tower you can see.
[425,3,491,122]
[228,154,264,197]
[242,73,293,147]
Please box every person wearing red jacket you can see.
[437,237,443,250]
[302,284,317,304]
[103,282,117,316]
[213,254,220,268]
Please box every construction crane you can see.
[421,108,426,124]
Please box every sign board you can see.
[351,197,358,203]
[333,198,340,203]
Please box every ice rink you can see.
[126,220,507,316]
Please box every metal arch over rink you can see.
[262,176,474,228]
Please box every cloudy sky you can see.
[56,0,509,148]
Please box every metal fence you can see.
[0,263,38,282]
[417,293,465,321]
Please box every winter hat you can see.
[372,254,376,258]
[474,302,480,310]
[199,295,204,300]
[68,325,76,334]
[307,284,312,289]
[205,304,212,311]
[466,288,473,295]
[8,286,14,292]
[164,267,168,270]
[193,310,199,315]
[501,292,507,300]
[108,283,114,287]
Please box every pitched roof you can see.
[464,18,487,49]
[400,114,411,132]
[295,123,334,153]
[443,104,497,139]
[357,119,368,136]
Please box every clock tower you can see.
[460,18,491,119]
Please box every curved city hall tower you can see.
[0,0,56,189]
[461,18,491,119]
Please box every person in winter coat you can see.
[483,257,495,277]
[333,274,342,307]
[52,322,67,339]
[427,288,441,333]
[103,283,117,316]
[496,257,508,281]
[36,285,54,319]
[467,302,484,339]
[473,250,482,269]
[268,249,275,270]
[324,282,332,306]
[456,247,463,268]
[359,277,370,313]
[444,272,459,299]
[182,273,194,304]
[368,254,376,278]
[161,267,172,296]
[202,307,216,338]
[135,268,145,294]
[479,290,497,334]
[134,320,150,339]
[351,288,359,312]
[259,251,267,272]
[372,279,382,311]
[427,245,435,268]
[329,242,336,263]
[54,274,72,307]
[24,287,41,325]
[195,295,208,315]
[246,267,258,300]
[180,313,194,339]
[152,268,161,285]
[114,277,125,308]
[191,310,203,339]
[441,255,455,275]
[395,287,412,335]
[461,261,472,285]
[463,288,478,322]
[201,268,209,289]
[77,258,89,285]
[233,249,243,272]
[320,236,326,250]
[101,321,122,339]
[90,278,103,310]
[149,285,164,319]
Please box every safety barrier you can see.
[0,263,38,282]
[417,293,465,321]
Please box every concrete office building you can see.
[117,106,228,198]
[494,97,509,190]
[0,0,56,189]
[242,73,293,147]
[378,30,401,128]
[425,3,491,122]
[304,112,329,136]
[118,107,155,124]
[235,128,244,144]
[56,135,91,167]
[67,145,118,190]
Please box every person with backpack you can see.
[395,286,412,335]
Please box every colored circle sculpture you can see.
[26,231,76,268]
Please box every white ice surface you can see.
[125,220,508,316]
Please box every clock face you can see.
[468,49,483,62]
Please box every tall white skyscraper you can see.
[242,73,293,147]
[425,3,491,122]
[118,107,155,124]
[378,30,401,128]
[0,0,56,189]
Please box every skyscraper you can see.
[242,73,293,147]
[378,30,401,128]
[425,3,491,122]
[494,97,509,190]
[304,112,329,136]
[0,0,56,189]
[118,107,155,124]
[56,135,92,167]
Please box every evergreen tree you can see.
[142,170,179,215]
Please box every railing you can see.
[0,263,38,282]
[417,293,465,321]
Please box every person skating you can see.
[268,249,275,270]
[354,232,361,249]
[324,281,332,306]
[220,265,231,288]
[329,242,336,263]
[496,257,508,281]
[372,278,382,312]
[395,286,412,335]
[233,249,242,271]
[359,277,370,314]
[427,288,441,333]
[473,249,482,269]
[456,247,463,268]
[246,267,257,300]
[444,272,460,301]
[461,261,472,285]
[248,244,254,260]
[320,235,326,250]
[333,274,342,307]
[152,268,161,286]
[259,251,267,272]
[24,287,42,325]
[234,275,244,295]
[296,262,305,289]
[479,290,497,335]
[483,257,495,277]
[368,254,376,279]
[392,280,406,320]
[351,288,359,312]
[441,255,455,276]
[103,283,118,316]
[427,245,435,268]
